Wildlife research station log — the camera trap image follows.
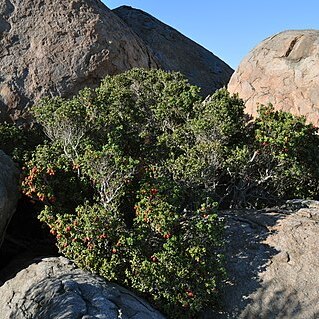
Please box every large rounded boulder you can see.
[0,0,158,122]
[228,30,319,124]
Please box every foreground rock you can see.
[228,30,319,125]
[114,6,234,97]
[205,200,319,318]
[0,0,158,122]
[0,256,165,319]
[0,150,19,248]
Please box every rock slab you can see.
[0,256,166,319]
[113,6,234,97]
[0,150,19,248]
[205,200,319,318]
[228,30,319,125]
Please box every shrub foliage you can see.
[10,68,319,317]
[21,69,225,318]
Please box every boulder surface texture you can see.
[0,256,166,319]
[204,200,319,319]
[114,6,234,97]
[228,30,319,125]
[0,0,158,122]
[0,150,19,248]
[0,0,233,123]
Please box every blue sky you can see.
[104,0,319,70]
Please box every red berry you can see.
[31,167,38,174]
[186,290,194,298]
[150,188,158,195]
[47,168,55,176]
[50,196,56,203]
[65,226,71,232]
[150,255,158,262]
[50,229,57,236]
[112,248,117,254]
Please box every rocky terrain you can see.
[1,147,318,318]
[228,30,319,125]
[0,0,232,123]
[113,6,233,97]
[0,0,319,318]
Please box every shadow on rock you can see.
[240,285,301,319]
[202,207,288,318]
[204,200,319,318]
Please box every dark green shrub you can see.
[0,123,25,156]
[225,104,319,207]
[22,69,225,318]
[0,123,44,163]
[165,89,247,205]
[253,104,319,200]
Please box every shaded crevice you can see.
[0,195,59,283]
[284,37,300,57]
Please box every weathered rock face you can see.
[0,0,234,123]
[0,0,158,122]
[228,30,319,125]
[0,256,166,319]
[0,150,19,248]
[204,200,319,319]
[113,6,234,97]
